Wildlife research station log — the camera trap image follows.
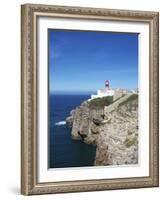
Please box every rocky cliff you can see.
[66,94,138,166]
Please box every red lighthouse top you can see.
[105,80,109,89]
[105,80,109,85]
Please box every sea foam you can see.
[55,121,66,126]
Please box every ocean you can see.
[49,94,96,168]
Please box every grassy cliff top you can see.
[118,94,138,107]
[88,93,138,110]
[88,96,113,109]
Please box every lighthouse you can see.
[90,80,115,100]
[105,80,109,91]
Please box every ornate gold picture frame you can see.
[21,4,159,195]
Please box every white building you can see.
[89,80,138,101]
[91,80,115,100]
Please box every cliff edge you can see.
[66,94,138,166]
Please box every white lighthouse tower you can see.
[105,80,109,91]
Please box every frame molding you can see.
[21,4,159,195]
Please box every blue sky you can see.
[49,29,138,94]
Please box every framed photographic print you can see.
[21,4,159,195]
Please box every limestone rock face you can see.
[66,94,138,166]
[66,102,104,141]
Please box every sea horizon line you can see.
[49,91,95,95]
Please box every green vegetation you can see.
[124,136,137,148]
[118,94,138,107]
[113,94,126,103]
[88,96,113,109]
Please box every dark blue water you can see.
[49,94,96,168]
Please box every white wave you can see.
[55,121,66,126]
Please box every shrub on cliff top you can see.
[118,94,138,107]
[88,96,113,109]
